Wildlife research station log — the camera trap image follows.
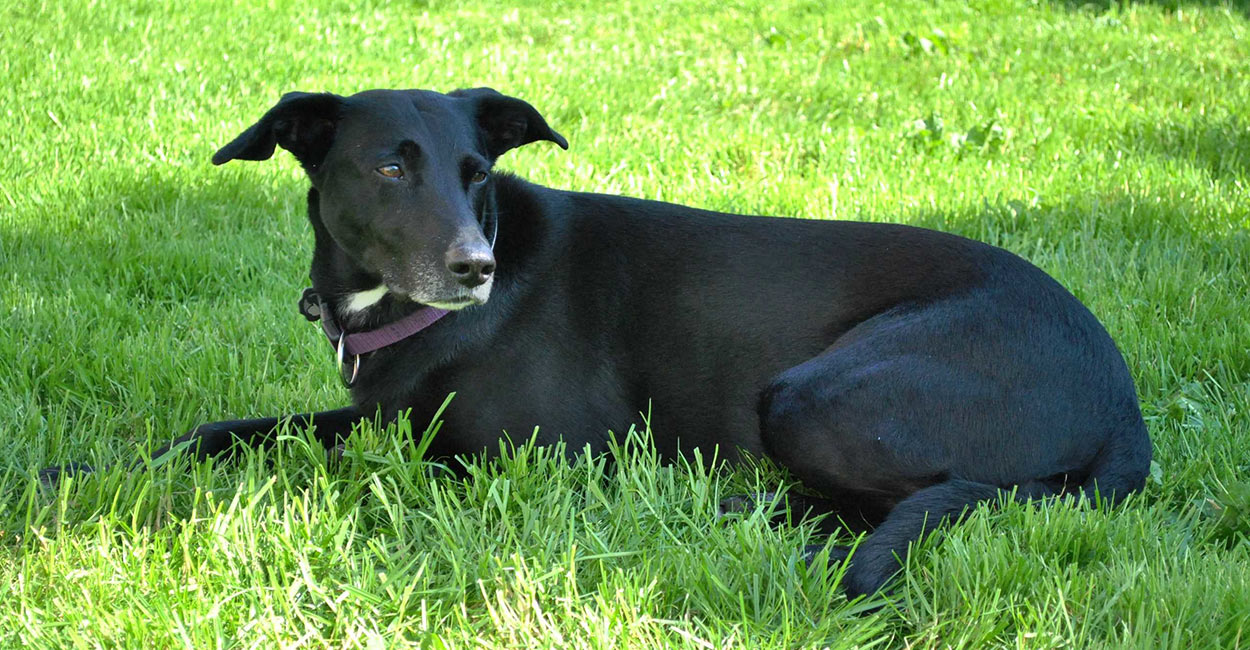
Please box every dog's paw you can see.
[37,462,95,490]
[839,552,902,602]
[717,492,781,520]
[802,544,894,613]
[802,543,853,566]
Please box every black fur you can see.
[43,87,1151,599]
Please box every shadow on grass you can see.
[1,170,314,474]
[0,170,310,309]
[1122,116,1250,182]
[1058,0,1250,15]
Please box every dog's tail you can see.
[841,417,1151,598]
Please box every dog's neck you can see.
[305,188,391,329]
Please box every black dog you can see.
[44,87,1151,598]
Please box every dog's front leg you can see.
[38,407,364,486]
[145,406,364,465]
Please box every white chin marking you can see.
[420,278,493,311]
[343,285,388,313]
[423,300,474,311]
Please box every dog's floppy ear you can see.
[452,87,568,159]
[212,92,344,170]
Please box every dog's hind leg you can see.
[834,479,1008,597]
[757,297,1148,599]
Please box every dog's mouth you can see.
[407,280,492,310]
[379,269,492,311]
[419,295,480,310]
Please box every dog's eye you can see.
[376,164,404,179]
[470,171,489,184]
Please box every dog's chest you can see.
[361,344,639,457]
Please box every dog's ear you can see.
[452,87,568,159]
[212,92,344,170]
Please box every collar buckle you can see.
[299,286,449,389]
[335,331,361,388]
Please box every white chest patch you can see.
[343,285,388,313]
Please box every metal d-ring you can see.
[335,333,361,388]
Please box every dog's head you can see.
[212,88,566,309]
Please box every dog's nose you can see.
[445,244,495,287]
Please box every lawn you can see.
[2,0,1249,646]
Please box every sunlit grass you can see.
[2,0,1248,646]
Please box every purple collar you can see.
[299,287,449,386]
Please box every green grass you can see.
[3,0,1249,646]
